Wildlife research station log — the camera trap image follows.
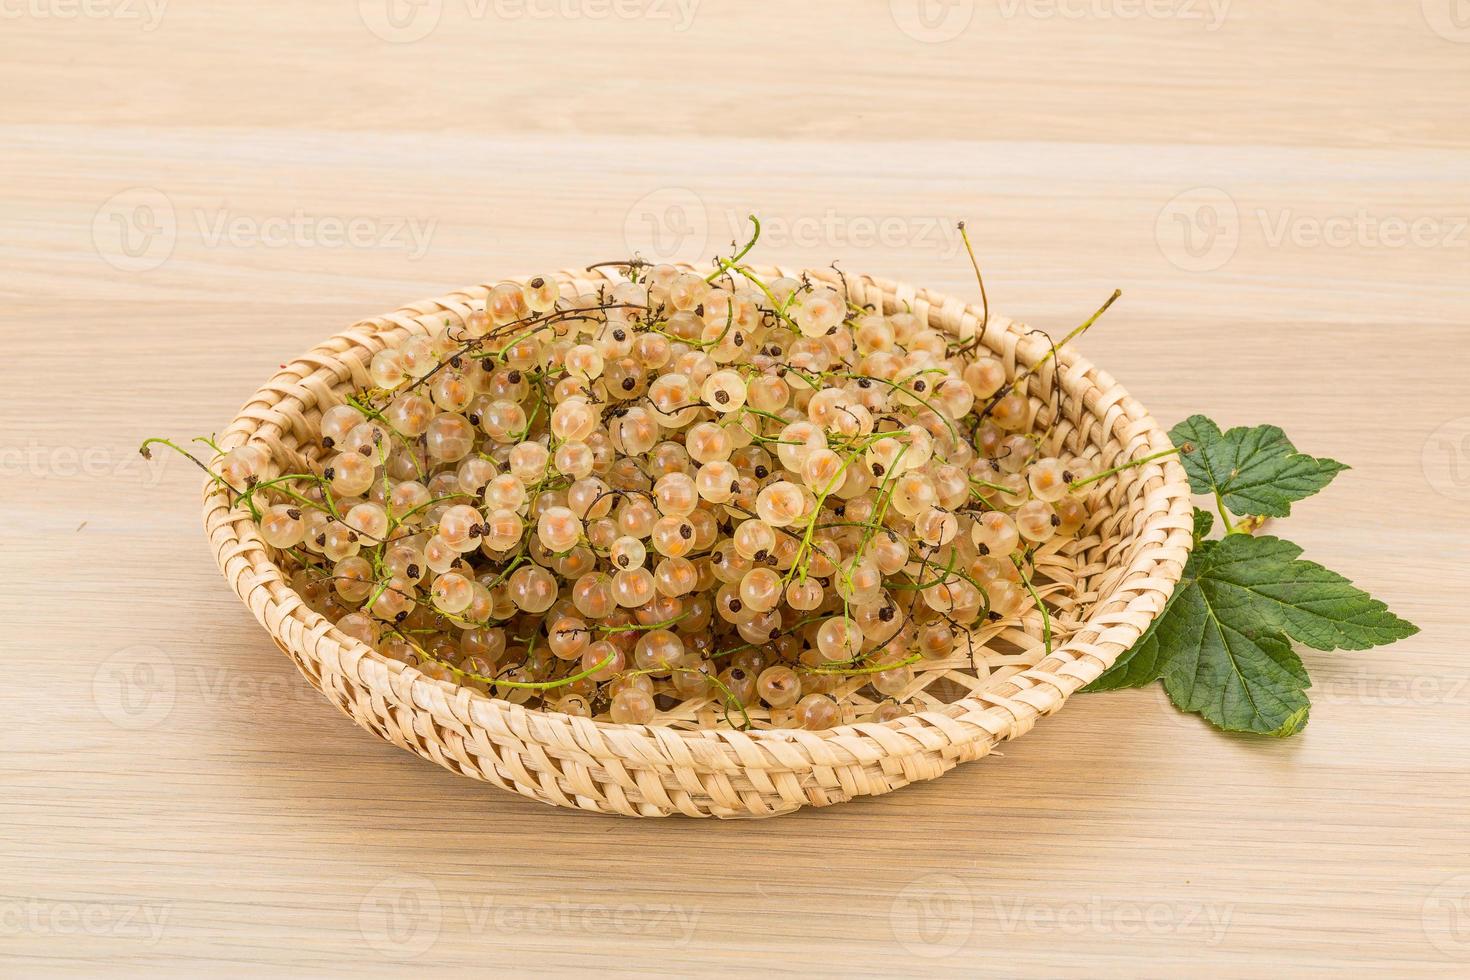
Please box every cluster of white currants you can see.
[216,262,1099,730]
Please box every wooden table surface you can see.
[4,2,1467,975]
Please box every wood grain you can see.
[2,1,1467,974]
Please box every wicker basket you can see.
[204,266,1194,818]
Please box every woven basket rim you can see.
[205,265,1193,762]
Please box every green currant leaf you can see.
[1170,415,1349,518]
[1192,507,1214,544]
[1196,534,1420,651]
[1084,546,1201,693]
[1084,618,1168,692]
[1086,535,1417,734]
[1152,560,1312,735]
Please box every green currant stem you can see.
[833,371,959,444]
[703,215,762,284]
[1011,555,1051,657]
[437,647,617,692]
[947,220,990,357]
[896,546,991,612]
[784,434,887,586]
[481,553,527,591]
[1068,444,1187,490]
[585,259,648,273]
[399,301,641,403]
[492,322,557,361]
[590,610,693,634]
[719,262,801,333]
[344,395,426,475]
[909,544,993,620]
[968,476,1012,497]
[140,437,220,482]
[975,288,1121,424]
[393,493,471,527]
[702,670,753,731]
[1215,492,1237,534]
[708,614,827,663]
[801,652,922,677]
[854,443,909,561]
[238,473,341,521]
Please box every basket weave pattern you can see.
[205,267,1194,818]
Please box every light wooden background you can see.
[3,1,1467,975]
